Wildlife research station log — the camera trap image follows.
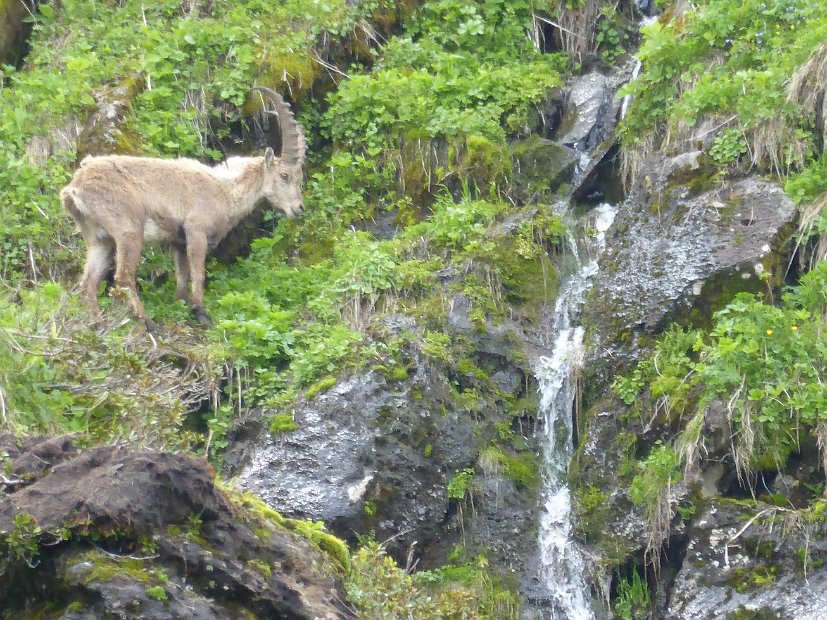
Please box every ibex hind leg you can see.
[113,235,147,321]
[171,244,190,303]
[79,241,114,315]
[185,230,211,326]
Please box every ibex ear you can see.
[264,147,275,169]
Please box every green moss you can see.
[726,607,782,620]
[256,54,322,104]
[287,519,351,573]
[509,136,577,195]
[373,363,409,382]
[251,523,272,541]
[228,490,350,573]
[247,558,273,580]
[305,375,337,399]
[145,585,168,601]
[453,134,512,189]
[726,565,777,593]
[479,446,540,491]
[744,537,776,560]
[574,485,610,541]
[269,413,299,434]
[421,331,452,361]
[76,550,151,585]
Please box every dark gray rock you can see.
[557,72,613,151]
[511,137,578,198]
[0,0,34,67]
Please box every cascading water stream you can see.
[536,204,617,619]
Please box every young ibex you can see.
[61,87,306,325]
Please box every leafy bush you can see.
[621,0,827,177]
[693,264,827,473]
[627,264,827,483]
[347,540,518,619]
[447,468,477,501]
[786,156,827,204]
[326,0,563,150]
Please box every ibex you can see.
[61,87,306,325]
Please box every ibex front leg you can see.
[185,230,211,325]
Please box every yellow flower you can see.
[766,329,773,336]
[791,325,798,332]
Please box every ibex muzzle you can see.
[61,87,306,325]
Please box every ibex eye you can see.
[280,173,289,181]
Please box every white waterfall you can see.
[536,204,616,619]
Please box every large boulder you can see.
[582,155,798,384]
[0,434,350,619]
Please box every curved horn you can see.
[252,86,307,167]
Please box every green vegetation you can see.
[0,513,44,567]
[629,443,682,509]
[145,585,168,602]
[3,0,826,613]
[448,468,477,501]
[0,0,570,468]
[621,0,827,173]
[0,2,583,612]
[269,413,299,435]
[622,265,827,483]
[346,540,518,619]
[613,568,652,620]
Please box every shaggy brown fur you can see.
[61,88,306,324]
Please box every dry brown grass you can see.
[789,42,827,149]
[796,194,827,271]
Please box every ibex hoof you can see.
[194,310,212,327]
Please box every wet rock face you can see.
[556,71,613,151]
[582,157,797,377]
[665,499,827,619]
[511,137,578,200]
[571,157,799,614]
[226,317,542,573]
[0,434,350,620]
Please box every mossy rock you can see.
[76,77,145,160]
[510,136,578,198]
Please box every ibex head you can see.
[254,87,306,218]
